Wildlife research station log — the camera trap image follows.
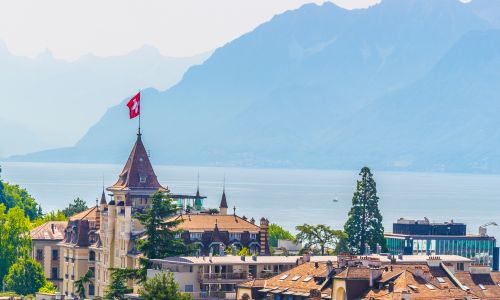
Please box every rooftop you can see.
[69,206,98,222]
[167,214,261,233]
[30,221,67,241]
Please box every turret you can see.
[219,189,228,215]
[259,218,270,255]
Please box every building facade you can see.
[385,218,498,270]
[31,221,68,291]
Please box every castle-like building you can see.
[31,133,270,299]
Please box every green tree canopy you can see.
[344,166,386,255]
[62,197,88,217]
[74,269,94,299]
[105,269,134,300]
[136,192,189,275]
[295,224,346,255]
[39,281,57,294]
[268,223,294,248]
[0,181,41,220]
[0,205,32,282]
[140,272,193,300]
[3,257,46,295]
[31,210,67,228]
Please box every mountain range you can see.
[10,0,500,173]
[0,43,210,157]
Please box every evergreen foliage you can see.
[105,269,134,300]
[62,197,88,217]
[0,181,41,220]
[136,192,189,274]
[295,224,346,255]
[0,205,32,282]
[3,257,46,295]
[140,272,193,300]
[31,210,67,228]
[268,223,294,248]
[74,269,93,299]
[344,167,386,255]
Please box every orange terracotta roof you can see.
[109,134,166,191]
[168,214,261,233]
[262,262,332,295]
[362,265,470,300]
[335,267,370,279]
[454,271,500,299]
[69,207,98,221]
[30,221,67,240]
[239,278,267,288]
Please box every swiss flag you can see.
[126,92,140,119]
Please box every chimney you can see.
[252,255,257,261]
[241,255,246,261]
[426,256,442,268]
[51,223,55,234]
[369,267,382,287]
[326,260,334,276]
[95,206,101,230]
[303,251,311,263]
[259,218,269,255]
[250,218,255,224]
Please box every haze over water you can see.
[2,162,500,240]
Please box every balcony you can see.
[198,272,250,283]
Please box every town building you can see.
[31,221,68,291]
[236,254,473,300]
[32,132,271,299]
[385,217,499,270]
[148,254,337,299]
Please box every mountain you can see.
[0,43,210,157]
[11,0,500,172]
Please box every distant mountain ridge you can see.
[11,0,500,173]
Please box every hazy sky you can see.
[0,0,379,61]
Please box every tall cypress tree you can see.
[344,167,386,254]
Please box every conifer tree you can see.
[344,167,386,255]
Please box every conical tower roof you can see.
[109,134,166,191]
[219,189,228,209]
[100,189,107,205]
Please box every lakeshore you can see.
[3,161,500,239]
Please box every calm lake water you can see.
[2,162,500,239]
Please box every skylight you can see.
[279,274,289,280]
[291,275,301,281]
[425,284,435,290]
[479,284,486,290]
[437,277,445,283]
[303,276,313,282]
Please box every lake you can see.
[2,162,500,239]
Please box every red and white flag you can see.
[126,92,140,119]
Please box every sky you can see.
[0,0,379,61]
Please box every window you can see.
[89,284,95,296]
[291,275,301,281]
[51,267,58,279]
[36,249,43,261]
[139,175,147,183]
[279,274,289,280]
[250,233,257,240]
[52,249,59,260]
[437,277,445,283]
[303,276,313,282]
[457,263,464,271]
[185,285,194,292]
[190,232,203,240]
[229,233,242,240]
[479,284,486,290]
[425,284,435,290]
[89,251,96,261]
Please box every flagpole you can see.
[138,89,141,136]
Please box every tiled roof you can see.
[30,221,67,240]
[261,262,333,295]
[335,267,370,279]
[168,214,261,233]
[69,206,98,221]
[455,271,500,299]
[109,134,166,191]
[362,265,470,300]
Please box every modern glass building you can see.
[385,218,498,270]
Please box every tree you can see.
[295,224,346,255]
[39,281,57,293]
[3,257,46,295]
[136,192,189,275]
[105,269,134,300]
[344,167,386,255]
[268,223,294,248]
[74,269,93,299]
[0,181,41,220]
[62,197,88,217]
[0,205,32,282]
[31,210,67,228]
[140,272,193,300]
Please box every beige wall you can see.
[32,240,64,291]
